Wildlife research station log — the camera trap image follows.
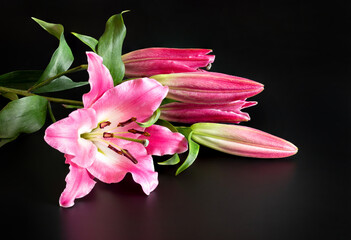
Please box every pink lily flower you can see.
[122,47,215,78]
[191,123,298,158]
[151,72,264,104]
[44,52,188,207]
[160,100,257,124]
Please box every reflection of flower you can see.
[160,100,257,124]
[191,123,298,158]
[151,72,264,104]
[122,48,215,78]
[44,52,188,207]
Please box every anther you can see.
[103,132,114,138]
[108,145,123,155]
[117,117,137,127]
[99,121,111,129]
[122,149,138,164]
[128,129,151,137]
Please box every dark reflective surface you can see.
[1,0,350,239]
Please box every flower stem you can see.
[0,86,83,106]
[47,102,57,123]
[27,64,88,92]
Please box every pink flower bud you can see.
[152,72,264,104]
[191,123,298,158]
[122,48,215,78]
[160,101,257,124]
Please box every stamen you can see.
[108,145,123,155]
[99,121,111,129]
[121,149,138,164]
[103,132,114,138]
[117,117,137,127]
[107,145,138,164]
[128,129,151,137]
[115,135,149,147]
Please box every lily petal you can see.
[87,141,158,195]
[141,125,188,156]
[44,108,98,168]
[83,52,114,108]
[91,78,168,124]
[59,155,96,208]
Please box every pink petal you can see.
[160,101,257,123]
[141,125,188,156]
[87,142,158,195]
[83,52,114,108]
[44,108,98,168]
[91,78,168,124]
[192,123,298,158]
[59,155,96,208]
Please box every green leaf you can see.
[158,153,180,166]
[33,76,88,93]
[0,70,42,89]
[0,96,48,146]
[161,98,179,105]
[1,92,18,101]
[32,18,74,90]
[0,136,18,147]
[175,128,200,176]
[32,17,63,40]
[137,109,160,128]
[72,32,98,52]
[97,12,127,85]
[62,104,83,109]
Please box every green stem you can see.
[47,101,57,123]
[0,86,83,106]
[28,64,88,92]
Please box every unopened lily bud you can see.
[122,48,215,78]
[152,72,264,104]
[160,101,257,124]
[191,123,298,158]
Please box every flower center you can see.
[81,117,150,164]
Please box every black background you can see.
[1,0,350,239]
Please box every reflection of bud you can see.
[160,100,257,124]
[191,123,298,158]
[122,48,215,78]
[152,72,264,104]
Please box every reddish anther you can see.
[117,117,137,127]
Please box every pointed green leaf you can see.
[32,17,63,40]
[33,76,88,93]
[1,92,18,101]
[72,32,98,52]
[0,96,48,146]
[0,136,18,147]
[137,109,161,128]
[158,153,180,166]
[175,129,200,175]
[32,18,74,90]
[0,70,42,89]
[97,12,127,85]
